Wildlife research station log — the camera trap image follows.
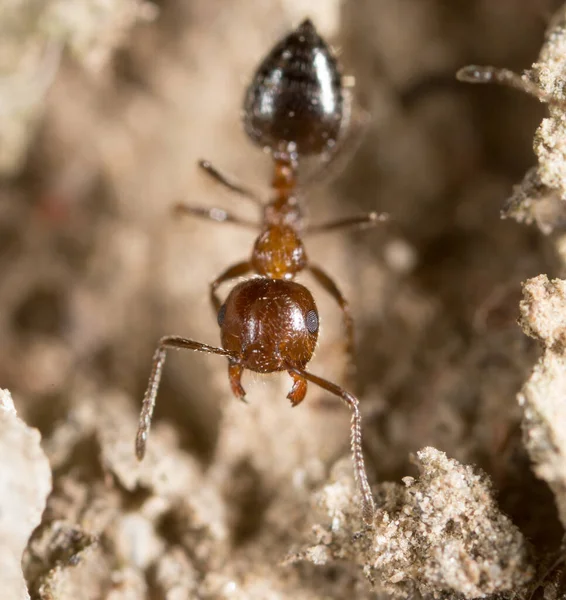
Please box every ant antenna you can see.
[456,65,566,108]
[135,337,236,461]
[289,366,375,523]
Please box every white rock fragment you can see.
[154,548,198,600]
[0,389,52,600]
[519,275,566,527]
[106,567,147,600]
[531,7,566,200]
[519,275,566,350]
[479,5,566,231]
[113,512,165,570]
[502,167,566,234]
[294,449,531,598]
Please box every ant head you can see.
[251,226,307,279]
[243,18,344,158]
[218,278,319,373]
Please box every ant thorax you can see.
[251,226,307,280]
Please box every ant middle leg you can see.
[306,211,388,235]
[308,264,355,377]
[198,159,263,205]
[174,157,266,229]
[210,260,253,312]
[174,203,257,229]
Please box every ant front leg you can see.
[210,260,253,313]
[308,264,355,378]
[136,336,235,460]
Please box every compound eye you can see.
[305,309,319,334]
[217,303,227,327]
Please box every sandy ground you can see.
[2,0,566,598]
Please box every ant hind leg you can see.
[173,157,267,229]
[198,159,263,205]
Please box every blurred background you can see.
[2,0,565,597]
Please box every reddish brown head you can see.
[218,278,319,373]
[243,18,344,157]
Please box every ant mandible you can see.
[135,19,385,524]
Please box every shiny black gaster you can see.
[243,19,344,157]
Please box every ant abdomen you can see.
[243,19,344,157]
[219,278,319,373]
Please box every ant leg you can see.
[136,336,236,460]
[229,361,248,403]
[174,203,257,229]
[287,371,308,406]
[456,65,565,106]
[308,264,355,376]
[287,366,375,525]
[210,261,252,313]
[306,212,389,235]
[198,159,263,205]
[175,157,266,228]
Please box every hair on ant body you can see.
[136,19,386,525]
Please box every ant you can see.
[135,19,386,524]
